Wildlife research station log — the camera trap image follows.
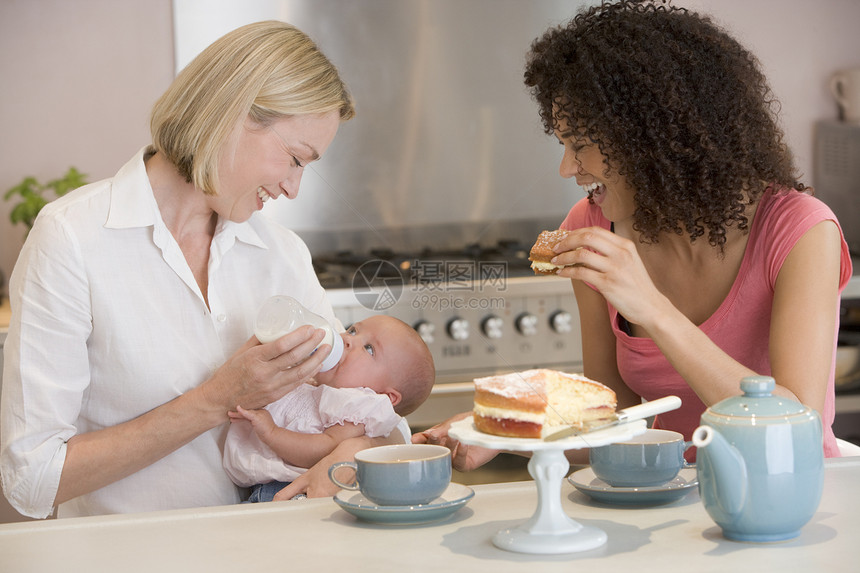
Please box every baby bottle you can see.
[254,295,344,372]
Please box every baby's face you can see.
[313,316,404,395]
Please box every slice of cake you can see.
[529,229,571,275]
[473,369,617,438]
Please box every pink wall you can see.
[688,0,860,180]
[0,0,175,286]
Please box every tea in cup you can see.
[589,429,694,487]
[328,444,452,506]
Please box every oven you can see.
[316,239,582,430]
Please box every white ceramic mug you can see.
[328,444,452,506]
[831,68,860,124]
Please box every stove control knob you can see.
[446,317,470,341]
[549,310,573,334]
[413,320,435,344]
[481,315,504,339]
[515,312,538,336]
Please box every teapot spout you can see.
[692,425,747,517]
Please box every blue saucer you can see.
[333,483,474,525]
[568,467,698,505]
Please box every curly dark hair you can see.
[524,0,805,249]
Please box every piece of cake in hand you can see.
[529,229,573,275]
[472,369,617,438]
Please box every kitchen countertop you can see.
[0,457,857,573]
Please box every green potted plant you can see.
[3,167,88,236]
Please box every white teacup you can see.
[589,429,695,487]
[328,444,452,506]
[831,68,860,124]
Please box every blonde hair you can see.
[151,20,355,195]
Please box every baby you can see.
[222,315,435,502]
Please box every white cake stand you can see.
[448,417,647,554]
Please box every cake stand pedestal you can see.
[449,418,647,554]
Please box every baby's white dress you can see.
[222,383,402,487]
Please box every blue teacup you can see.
[589,429,694,487]
[328,444,452,506]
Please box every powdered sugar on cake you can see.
[474,368,612,399]
[529,230,574,274]
[531,229,569,253]
[473,369,547,398]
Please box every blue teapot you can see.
[691,376,824,542]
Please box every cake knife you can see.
[543,395,682,441]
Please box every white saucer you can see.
[333,482,474,525]
[568,467,698,505]
[448,418,648,452]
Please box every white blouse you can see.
[0,148,339,518]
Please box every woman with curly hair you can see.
[415,0,852,466]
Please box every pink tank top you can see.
[561,189,853,457]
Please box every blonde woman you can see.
[0,21,381,518]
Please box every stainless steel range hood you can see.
[174,0,595,254]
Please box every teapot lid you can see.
[706,375,809,419]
